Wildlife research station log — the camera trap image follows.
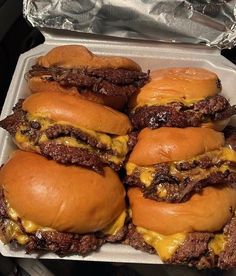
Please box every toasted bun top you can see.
[129,67,221,108]
[128,186,236,235]
[129,127,224,166]
[22,91,132,135]
[0,151,125,233]
[38,45,141,71]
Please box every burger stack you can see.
[0,45,236,270]
[125,68,236,269]
[0,45,149,255]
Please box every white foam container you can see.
[1,32,236,262]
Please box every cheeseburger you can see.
[26,45,149,110]
[0,151,127,254]
[125,186,236,269]
[129,67,236,130]
[125,127,236,202]
[0,91,136,173]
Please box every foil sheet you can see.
[23,0,236,49]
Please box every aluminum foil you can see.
[23,0,236,49]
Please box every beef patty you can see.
[27,65,149,102]
[124,220,236,270]
[0,100,137,174]
[125,155,236,202]
[130,95,236,129]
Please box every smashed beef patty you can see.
[0,100,137,174]
[124,220,236,270]
[27,65,150,99]
[130,95,236,129]
[125,154,236,202]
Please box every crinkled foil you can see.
[23,0,236,49]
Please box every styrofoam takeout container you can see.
[0,31,236,263]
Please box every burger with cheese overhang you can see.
[0,151,127,254]
[129,67,236,130]
[0,91,136,174]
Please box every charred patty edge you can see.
[27,65,150,98]
[130,95,236,129]
[125,160,236,202]
[0,100,136,173]
[125,218,236,270]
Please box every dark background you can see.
[0,1,236,275]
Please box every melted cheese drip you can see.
[102,211,126,235]
[208,234,227,255]
[137,227,186,261]
[15,115,129,166]
[3,202,126,245]
[7,203,53,234]
[221,147,236,162]
[126,163,156,187]
[25,114,129,156]
[126,147,236,188]
[3,220,29,245]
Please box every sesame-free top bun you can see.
[0,151,126,233]
[129,127,224,166]
[22,91,132,135]
[129,67,221,108]
[38,45,141,71]
[128,186,236,235]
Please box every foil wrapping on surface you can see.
[23,0,236,49]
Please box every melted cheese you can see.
[27,114,52,130]
[208,234,226,255]
[135,97,201,109]
[126,162,155,187]
[7,202,53,234]
[126,163,137,175]
[102,211,126,235]
[221,147,236,162]
[39,136,125,168]
[3,220,29,245]
[26,114,129,156]
[140,170,155,187]
[5,201,125,244]
[137,227,186,261]
[15,131,30,145]
[54,137,89,148]
[126,147,236,191]
[21,220,41,233]
[15,118,128,166]
[107,155,125,165]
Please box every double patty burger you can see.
[125,185,236,269]
[27,45,149,110]
[0,151,127,255]
[129,67,236,130]
[125,127,236,202]
[0,91,135,173]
